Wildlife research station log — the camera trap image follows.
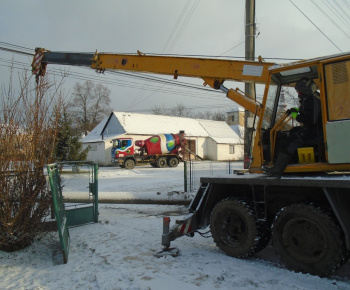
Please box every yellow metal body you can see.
[91,52,273,86]
[32,48,350,174]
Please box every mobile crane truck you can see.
[111,131,185,169]
[32,48,350,276]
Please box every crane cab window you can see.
[261,81,278,129]
[325,60,350,121]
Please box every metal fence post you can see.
[189,160,192,192]
[184,161,187,193]
[93,163,99,223]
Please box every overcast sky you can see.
[1,0,349,115]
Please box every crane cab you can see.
[250,52,350,174]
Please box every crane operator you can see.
[263,78,322,178]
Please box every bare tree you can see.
[152,105,169,115]
[211,110,227,121]
[69,81,111,134]
[0,68,65,251]
[152,103,192,117]
[169,103,192,117]
[195,110,212,120]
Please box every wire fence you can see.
[58,164,95,204]
[186,160,243,192]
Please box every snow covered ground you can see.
[0,162,350,289]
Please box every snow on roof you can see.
[230,125,244,139]
[227,107,244,113]
[197,119,241,143]
[83,111,241,143]
[210,136,241,144]
[82,116,109,143]
[113,112,208,137]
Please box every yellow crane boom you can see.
[32,48,274,115]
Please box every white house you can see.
[82,112,243,165]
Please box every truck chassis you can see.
[162,173,350,276]
[118,154,180,169]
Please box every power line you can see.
[321,0,350,30]
[0,42,34,56]
[165,0,200,53]
[341,0,350,10]
[312,0,350,40]
[219,41,245,56]
[162,0,192,53]
[0,46,34,56]
[290,0,343,52]
[333,0,350,26]
[0,41,32,51]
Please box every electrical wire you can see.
[311,0,350,40]
[341,0,350,10]
[290,0,343,52]
[0,42,34,56]
[166,0,200,53]
[219,41,245,56]
[333,0,350,26]
[162,0,192,53]
[137,0,200,109]
[326,0,350,29]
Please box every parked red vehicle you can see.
[111,131,185,169]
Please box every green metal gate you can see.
[46,162,99,263]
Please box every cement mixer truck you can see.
[111,131,185,169]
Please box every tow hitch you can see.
[154,217,180,257]
[154,212,199,257]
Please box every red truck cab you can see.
[111,138,134,162]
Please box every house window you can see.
[229,145,235,154]
[232,115,235,122]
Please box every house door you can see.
[183,139,197,160]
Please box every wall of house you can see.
[186,138,245,161]
[216,143,244,161]
[206,139,218,160]
[83,142,110,166]
[203,140,244,161]
[235,144,244,160]
[227,110,245,127]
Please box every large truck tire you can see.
[168,157,179,167]
[210,198,266,258]
[157,157,167,168]
[272,204,349,277]
[124,159,135,169]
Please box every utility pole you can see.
[244,0,256,169]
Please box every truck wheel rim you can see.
[282,217,327,263]
[219,212,247,247]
